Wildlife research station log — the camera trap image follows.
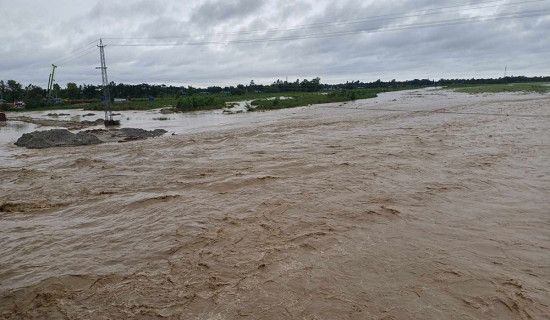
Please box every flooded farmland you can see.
[1,89,549,319]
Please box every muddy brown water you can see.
[1,89,549,319]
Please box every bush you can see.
[24,99,47,109]
[175,96,225,112]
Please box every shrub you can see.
[175,96,225,112]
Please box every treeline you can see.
[1,75,549,107]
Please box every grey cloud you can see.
[191,0,266,25]
[1,0,549,87]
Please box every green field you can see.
[446,83,550,94]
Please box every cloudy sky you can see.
[1,0,549,88]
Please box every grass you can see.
[249,87,420,111]
[446,83,550,94]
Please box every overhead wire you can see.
[52,39,99,65]
[103,0,545,39]
[56,46,99,66]
[42,2,549,87]
[106,9,550,47]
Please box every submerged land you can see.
[0,86,549,319]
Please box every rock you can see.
[82,113,96,117]
[0,113,6,122]
[160,108,175,114]
[15,129,102,149]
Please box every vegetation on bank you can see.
[446,83,550,94]
[249,88,410,111]
[1,76,548,113]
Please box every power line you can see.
[106,9,550,47]
[52,39,99,65]
[56,46,98,66]
[110,74,239,86]
[104,0,545,39]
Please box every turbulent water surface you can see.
[1,89,549,319]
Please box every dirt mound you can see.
[84,128,167,143]
[14,129,102,149]
[118,128,167,138]
[15,128,167,149]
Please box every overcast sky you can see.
[1,0,549,88]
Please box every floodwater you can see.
[1,88,549,319]
[0,90,422,162]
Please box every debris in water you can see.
[47,113,70,117]
[160,108,175,114]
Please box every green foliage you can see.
[250,88,404,111]
[66,82,81,99]
[175,96,225,112]
[448,83,550,94]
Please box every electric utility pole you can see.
[97,38,114,125]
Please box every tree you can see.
[66,82,81,99]
[24,84,45,108]
[0,80,5,99]
[53,83,61,98]
[7,80,23,102]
